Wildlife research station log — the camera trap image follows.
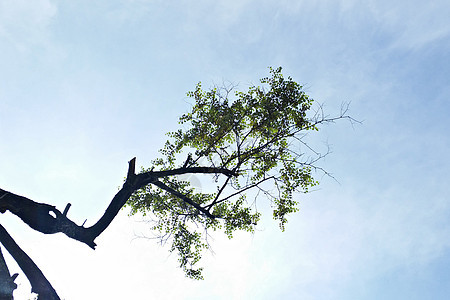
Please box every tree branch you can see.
[150,167,238,179]
[151,180,216,219]
[0,158,235,251]
[205,176,276,209]
[0,223,60,300]
[0,188,97,249]
[0,246,18,299]
[0,158,142,249]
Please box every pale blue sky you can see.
[1,1,450,299]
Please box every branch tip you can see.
[63,203,71,216]
[127,157,137,181]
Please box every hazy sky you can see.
[1,1,450,299]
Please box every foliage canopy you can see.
[126,67,348,279]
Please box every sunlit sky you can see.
[1,1,450,299]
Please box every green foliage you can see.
[126,67,338,279]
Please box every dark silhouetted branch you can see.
[0,157,236,250]
[0,223,60,300]
[151,180,216,219]
[0,246,18,299]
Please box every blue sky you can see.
[1,0,450,299]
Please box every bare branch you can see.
[205,176,276,209]
[0,246,18,299]
[0,223,60,299]
[150,167,238,178]
[151,180,216,219]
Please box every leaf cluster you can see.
[126,67,344,279]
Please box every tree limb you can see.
[0,158,232,249]
[0,223,60,300]
[0,158,142,249]
[151,180,216,219]
[143,166,238,180]
[0,246,18,299]
[0,188,97,249]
